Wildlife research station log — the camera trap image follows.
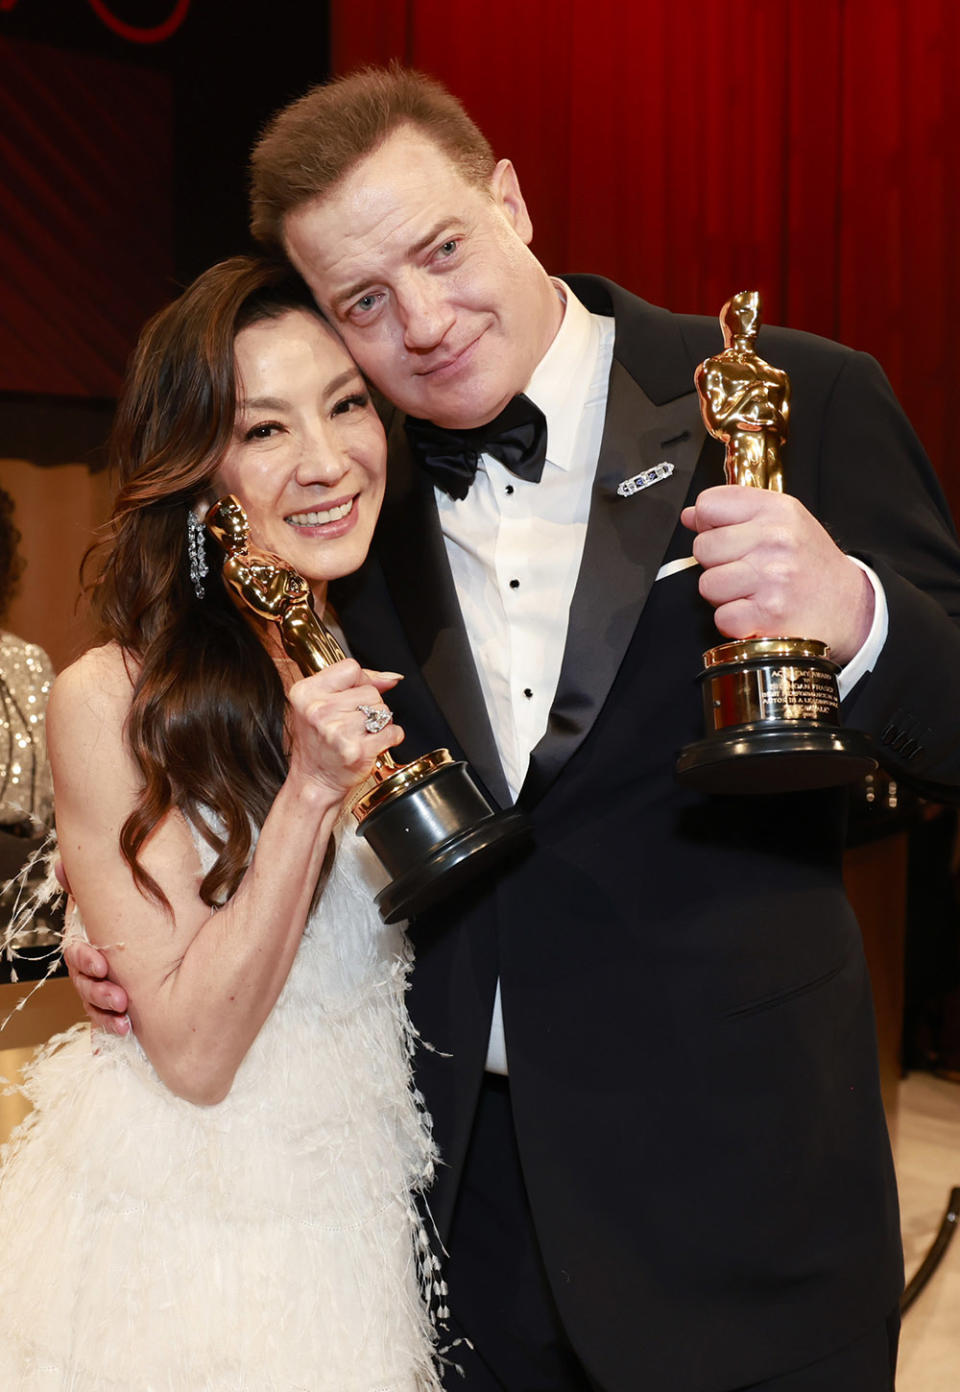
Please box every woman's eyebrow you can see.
[238,395,291,412]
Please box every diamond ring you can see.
[357,704,392,735]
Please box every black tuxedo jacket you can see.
[332,277,960,1391]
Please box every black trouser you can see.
[442,1074,899,1392]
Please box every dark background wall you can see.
[1,0,331,402]
[0,0,330,666]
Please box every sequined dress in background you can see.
[0,632,57,968]
[0,631,54,831]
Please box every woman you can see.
[0,486,60,972]
[0,257,443,1390]
[0,485,55,838]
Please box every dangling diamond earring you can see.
[187,509,209,599]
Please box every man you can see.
[75,68,960,1391]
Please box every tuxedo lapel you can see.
[521,279,707,805]
[372,420,511,807]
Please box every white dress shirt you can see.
[437,284,614,802]
[433,283,888,1074]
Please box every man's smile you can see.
[415,328,486,379]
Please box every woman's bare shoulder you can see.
[52,642,137,700]
[47,643,139,748]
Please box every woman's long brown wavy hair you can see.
[90,256,324,908]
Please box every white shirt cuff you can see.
[837,557,888,700]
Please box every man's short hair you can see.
[249,63,496,250]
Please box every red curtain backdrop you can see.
[330,0,960,517]
[0,37,173,398]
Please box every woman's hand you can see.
[285,659,405,803]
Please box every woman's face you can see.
[211,308,386,597]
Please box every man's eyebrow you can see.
[410,218,460,256]
[334,220,463,308]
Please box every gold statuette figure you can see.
[694,289,788,492]
[206,494,344,672]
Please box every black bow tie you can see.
[404,394,548,501]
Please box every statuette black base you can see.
[676,722,876,795]
[356,757,530,922]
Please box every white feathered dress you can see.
[0,814,443,1391]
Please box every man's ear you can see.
[489,159,534,245]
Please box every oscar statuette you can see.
[206,495,528,921]
[675,291,877,794]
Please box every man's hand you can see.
[63,936,131,1036]
[681,486,874,665]
[55,856,130,1034]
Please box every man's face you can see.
[283,127,562,430]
